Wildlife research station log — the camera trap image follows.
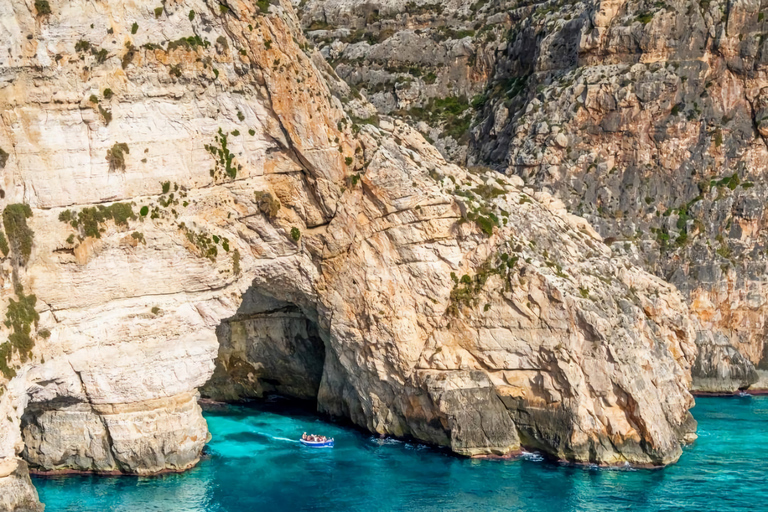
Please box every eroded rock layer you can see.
[295,0,768,393]
[0,0,701,508]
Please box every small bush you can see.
[0,147,8,168]
[237,110,245,121]
[131,22,139,34]
[106,143,129,171]
[151,306,161,315]
[161,181,171,194]
[75,40,91,52]
[154,7,163,18]
[0,233,8,256]
[249,129,255,136]
[131,231,145,244]
[254,191,280,218]
[232,248,240,274]
[345,157,353,166]
[290,227,301,242]
[103,88,113,99]
[98,105,112,125]
[89,94,99,103]
[3,204,34,266]
[94,48,108,64]
[189,10,196,20]
[140,206,149,216]
[256,0,270,14]
[34,0,51,16]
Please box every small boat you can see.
[299,437,334,448]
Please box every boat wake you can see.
[252,431,300,443]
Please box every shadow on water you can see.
[33,396,768,512]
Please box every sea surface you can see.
[33,395,767,511]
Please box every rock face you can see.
[294,0,505,163]
[299,0,768,393]
[0,0,700,508]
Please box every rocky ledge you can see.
[0,0,700,509]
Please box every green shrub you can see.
[5,291,39,362]
[254,191,280,218]
[131,231,145,244]
[0,233,8,256]
[189,10,195,20]
[155,7,163,18]
[232,248,241,275]
[161,181,171,194]
[345,157,353,166]
[106,143,129,170]
[60,203,136,239]
[34,0,51,16]
[89,94,99,103]
[75,40,91,52]
[103,88,113,99]
[131,22,139,34]
[249,129,255,136]
[98,105,112,125]
[290,227,301,242]
[205,128,240,180]
[3,204,34,265]
[140,206,149,217]
[0,147,8,168]
[94,48,108,64]
[256,0,270,14]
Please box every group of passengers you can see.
[302,432,331,443]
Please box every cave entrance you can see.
[201,288,326,404]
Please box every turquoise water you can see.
[34,396,767,511]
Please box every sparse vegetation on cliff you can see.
[34,0,51,16]
[0,288,40,379]
[58,203,136,239]
[205,128,241,180]
[254,191,281,219]
[3,204,34,266]
[106,142,129,171]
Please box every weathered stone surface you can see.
[301,0,768,393]
[0,459,42,512]
[0,0,704,508]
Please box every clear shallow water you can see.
[34,396,768,512]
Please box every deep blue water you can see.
[33,396,767,511]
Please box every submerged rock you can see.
[0,0,701,508]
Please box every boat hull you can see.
[299,439,334,448]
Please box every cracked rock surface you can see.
[0,0,701,508]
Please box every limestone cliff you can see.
[296,0,768,393]
[0,0,699,509]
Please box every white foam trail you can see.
[253,431,300,443]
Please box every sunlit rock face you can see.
[296,0,768,394]
[0,0,701,509]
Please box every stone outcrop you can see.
[0,0,702,508]
[299,0,768,393]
